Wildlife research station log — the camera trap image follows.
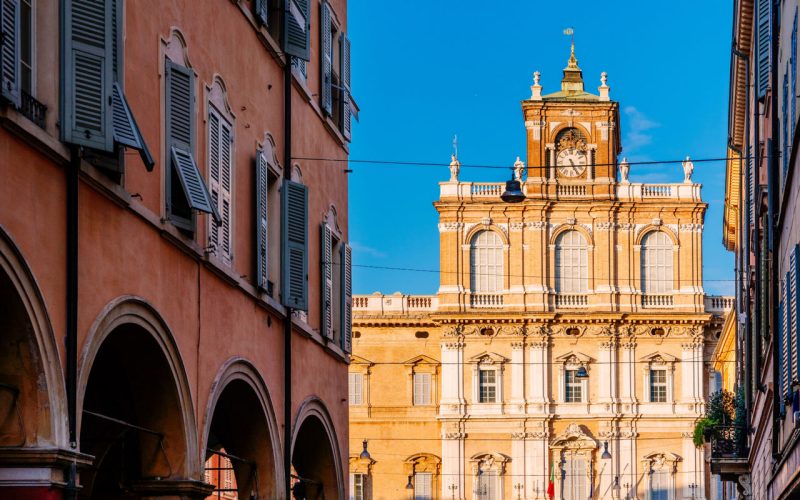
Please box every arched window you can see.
[470,231,503,293]
[555,231,588,293]
[641,231,674,294]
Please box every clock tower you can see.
[522,43,621,198]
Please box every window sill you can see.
[0,103,69,165]
[291,315,350,364]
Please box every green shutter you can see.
[165,60,195,152]
[171,145,218,219]
[320,2,332,115]
[111,82,154,170]
[340,32,351,140]
[61,0,114,151]
[756,0,771,99]
[1,0,21,107]
[283,0,310,61]
[255,150,269,291]
[321,223,333,339]
[341,242,352,353]
[254,0,267,25]
[281,180,308,310]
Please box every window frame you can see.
[478,369,497,404]
[413,472,432,500]
[640,230,675,294]
[206,102,234,265]
[413,372,432,406]
[348,372,364,406]
[554,230,589,293]
[469,230,505,293]
[649,368,668,403]
[564,368,583,403]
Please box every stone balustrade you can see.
[704,295,735,313]
[641,294,674,308]
[438,180,702,201]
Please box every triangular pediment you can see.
[468,351,508,365]
[638,351,679,363]
[403,354,439,366]
[350,354,374,367]
[554,351,594,364]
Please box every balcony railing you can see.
[352,293,438,314]
[556,185,587,197]
[470,183,504,197]
[705,295,734,313]
[469,293,504,308]
[641,294,674,308]
[554,294,588,308]
[20,90,47,129]
[710,425,747,459]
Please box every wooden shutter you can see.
[170,146,218,217]
[220,118,233,260]
[207,109,232,261]
[110,0,121,81]
[165,60,195,152]
[320,223,333,340]
[61,0,114,151]
[784,272,791,398]
[756,0,770,99]
[255,150,269,291]
[320,2,332,116]
[340,32,351,140]
[794,245,800,385]
[283,0,310,61]
[341,242,352,353]
[254,0,267,26]
[281,180,308,310]
[1,0,21,107]
[208,111,221,251]
[111,82,154,169]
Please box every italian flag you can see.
[547,461,555,499]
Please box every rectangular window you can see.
[650,369,667,403]
[414,472,432,500]
[649,470,670,500]
[413,373,431,405]
[349,372,363,405]
[19,0,31,95]
[478,369,497,403]
[475,471,498,500]
[563,457,587,500]
[350,473,365,500]
[565,369,583,403]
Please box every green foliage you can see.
[693,417,719,447]
[693,389,736,448]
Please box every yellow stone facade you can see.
[350,49,733,500]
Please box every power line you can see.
[292,154,757,172]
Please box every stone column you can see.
[619,428,638,500]
[680,337,703,409]
[529,426,550,500]
[512,432,528,499]
[547,146,556,181]
[598,339,617,406]
[442,427,466,500]
[527,331,550,414]
[440,331,465,416]
[510,339,526,412]
[619,341,637,408]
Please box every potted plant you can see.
[693,390,735,447]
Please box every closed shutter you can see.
[1,0,21,107]
[779,298,785,401]
[341,242,352,353]
[254,0,267,26]
[794,245,800,386]
[283,0,310,61]
[748,145,755,225]
[340,32,351,140]
[320,223,333,340]
[61,0,114,151]
[208,111,220,251]
[320,2,332,116]
[255,150,269,291]
[784,272,791,398]
[220,118,233,260]
[756,0,770,99]
[207,110,232,262]
[281,180,308,310]
[793,14,798,135]
[110,0,120,81]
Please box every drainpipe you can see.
[65,147,79,499]
[769,0,782,461]
[283,52,294,500]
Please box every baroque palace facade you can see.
[349,48,732,500]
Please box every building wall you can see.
[0,0,353,498]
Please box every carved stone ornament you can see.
[510,222,525,232]
[438,222,463,233]
[589,324,615,337]
[557,128,588,152]
[526,221,548,230]
[596,221,616,231]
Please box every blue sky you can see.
[347,0,733,296]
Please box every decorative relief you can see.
[529,324,551,337]
[438,222,463,233]
[511,432,532,440]
[481,217,492,226]
[589,324,615,337]
[679,223,703,232]
[526,221,548,230]
[618,223,634,230]
[445,432,467,440]
[596,222,616,231]
[507,324,527,337]
[510,222,525,231]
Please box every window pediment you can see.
[550,423,598,449]
[404,453,441,475]
[469,452,510,474]
[638,352,678,364]
[403,354,439,371]
[350,355,374,372]
[641,451,681,472]
[555,351,593,365]
[468,352,508,366]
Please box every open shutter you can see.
[321,223,333,340]
[111,82,154,170]
[61,0,114,151]
[171,146,217,217]
[281,180,308,310]
[283,0,310,61]
[320,2,332,116]
[340,32,351,140]
[255,150,269,291]
[1,0,21,107]
[341,242,352,353]
[254,0,268,25]
[756,0,771,99]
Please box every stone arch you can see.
[291,396,344,500]
[634,225,678,246]
[0,225,67,448]
[77,296,199,497]
[552,124,591,145]
[464,225,509,247]
[549,223,593,247]
[201,357,284,498]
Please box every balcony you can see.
[709,425,749,481]
[352,293,437,314]
[641,294,674,308]
[554,293,588,309]
[705,295,735,314]
[20,90,47,129]
[469,293,504,308]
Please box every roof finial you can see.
[560,27,584,94]
[563,28,578,69]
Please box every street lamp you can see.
[448,483,458,499]
[514,482,524,499]
[405,475,414,490]
[359,439,371,460]
[601,441,612,460]
[575,365,589,379]
[500,172,525,203]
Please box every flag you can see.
[547,461,555,499]
[563,27,574,36]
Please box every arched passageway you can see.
[203,360,282,499]
[78,300,197,499]
[290,399,343,500]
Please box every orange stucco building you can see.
[0,0,354,498]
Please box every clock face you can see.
[556,148,587,177]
